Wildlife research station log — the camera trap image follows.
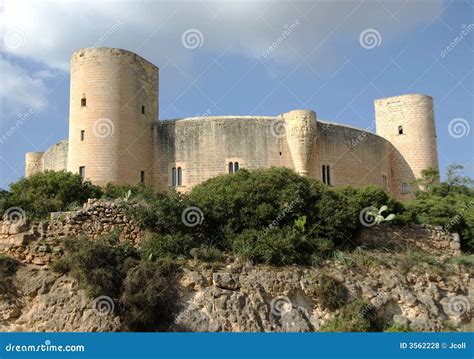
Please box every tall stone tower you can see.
[375,94,439,199]
[283,110,317,176]
[67,48,158,187]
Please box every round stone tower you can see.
[374,94,439,199]
[282,109,317,176]
[67,47,158,187]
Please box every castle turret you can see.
[25,152,44,177]
[67,47,158,187]
[375,94,439,199]
[283,110,317,176]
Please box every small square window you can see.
[79,166,85,178]
[141,105,145,115]
[80,130,85,141]
[140,171,145,183]
[81,98,86,107]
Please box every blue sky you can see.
[0,0,472,189]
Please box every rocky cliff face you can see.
[1,254,471,332]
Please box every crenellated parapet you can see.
[282,110,317,176]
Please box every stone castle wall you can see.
[375,94,439,199]
[67,47,158,187]
[23,48,440,201]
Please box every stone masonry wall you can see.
[0,199,141,265]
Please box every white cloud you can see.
[0,56,49,114]
[1,0,445,73]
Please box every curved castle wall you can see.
[67,47,158,186]
[375,94,439,199]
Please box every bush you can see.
[316,274,347,311]
[1,170,102,219]
[140,233,197,260]
[231,227,334,265]
[120,259,179,331]
[52,235,139,298]
[384,323,412,332]
[102,183,153,201]
[321,299,381,332]
[190,245,224,262]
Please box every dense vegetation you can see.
[1,165,471,332]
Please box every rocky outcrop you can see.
[174,259,472,332]
[0,255,471,332]
[0,265,121,332]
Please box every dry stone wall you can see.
[0,199,141,265]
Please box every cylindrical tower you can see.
[25,152,44,177]
[283,109,317,176]
[375,94,439,199]
[67,47,158,187]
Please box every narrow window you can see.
[177,167,182,186]
[401,182,409,194]
[141,105,145,115]
[382,174,388,191]
[398,125,403,135]
[140,171,145,183]
[79,166,85,179]
[81,97,86,107]
[80,130,85,141]
[228,162,234,174]
[322,165,331,185]
[171,167,177,187]
[234,162,239,172]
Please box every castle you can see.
[25,47,439,200]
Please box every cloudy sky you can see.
[0,0,472,188]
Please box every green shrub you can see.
[140,233,197,260]
[52,235,138,298]
[1,170,102,219]
[231,227,334,265]
[120,259,179,331]
[321,299,381,332]
[316,274,347,311]
[102,183,153,201]
[384,323,412,332]
[190,245,224,262]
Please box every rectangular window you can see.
[80,130,85,141]
[141,105,145,115]
[81,98,86,107]
[171,167,177,187]
[382,174,388,191]
[322,165,331,185]
[140,171,145,183]
[177,167,182,186]
[79,166,85,179]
